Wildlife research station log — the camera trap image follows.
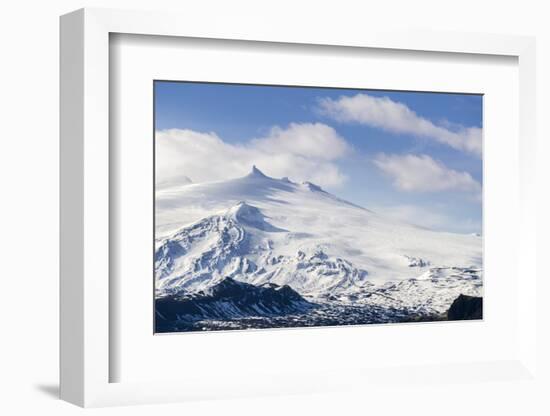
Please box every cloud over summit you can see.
[156,123,351,188]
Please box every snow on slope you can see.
[155,166,482,303]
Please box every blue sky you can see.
[155,81,483,234]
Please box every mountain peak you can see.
[301,181,325,193]
[228,201,259,218]
[227,201,286,232]
[247,165,269,179]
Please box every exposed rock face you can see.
[447,294,482,320]
[155,277,316,332]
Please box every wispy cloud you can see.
[373,153,481,198]
[372,203,482,234]
[156,123,351,188]
[317,93,482,157]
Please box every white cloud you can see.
[155,123,351,188]
[373,153,481,197]
[252,123,349,160]
[317,93,482,157]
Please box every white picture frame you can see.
[60,7,537,407]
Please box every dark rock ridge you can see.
[155,277,316,332]
[447,294,482,320]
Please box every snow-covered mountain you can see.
[155,167,483,332]
[155,166,482,321]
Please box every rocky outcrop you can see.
[447,294,482,320]
[155,277,316,332]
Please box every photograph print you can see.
[154,81,483,333]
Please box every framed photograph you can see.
[153,81,484,334]
[60,8,537,407]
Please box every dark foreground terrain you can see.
[155,277,482,333]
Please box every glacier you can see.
[155,166,482,332]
